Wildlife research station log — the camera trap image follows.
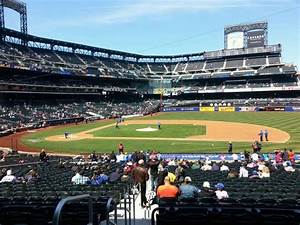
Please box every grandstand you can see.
[0,1,300,225]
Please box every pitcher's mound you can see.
[136,127,158,132]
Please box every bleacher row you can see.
[0,154,129,225]
[154,164,300,225]
[0,42,297,79]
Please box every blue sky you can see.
[4,0,300,66]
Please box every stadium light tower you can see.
[0,0,28,41]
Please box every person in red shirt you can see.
[288,149,295,164]
[156,176,180,203]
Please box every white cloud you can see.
[86,0,296,25]
[41,0,297,29]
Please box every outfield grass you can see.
[21,112,300,154]
[90,124,206,138]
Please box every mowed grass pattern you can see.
[90,124,206,138]
[21,112,300,154]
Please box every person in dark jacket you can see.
[132,159,149,207]
[199,181,215,198]
[156,165,168,190]
[147,157,160,191]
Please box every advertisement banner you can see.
[200,107,215,112]
[239,106,256,112]
[218,107,236,112]
[247,30,265,48]
[162,107,199,112]
[285,106,294,112]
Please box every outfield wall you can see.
[162,106,299,112]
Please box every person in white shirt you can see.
[0,170,17,183]
[259,165,270,178]
[283,161,295,172]
[201,162,212,171]
[232,153,239,161]
[220,164,229,171]
[239,165,249,178]
[251,153,259,161]
[215,183,229,200]
[71,170,90,185]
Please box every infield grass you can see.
[21,112,300,154]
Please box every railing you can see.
[52,194,93,225]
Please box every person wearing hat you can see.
[215,183,229,200]
[132,159,149,207]
[0,169,17,183]
[179,176,200,202]
[199,181,215,198]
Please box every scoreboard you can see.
[224,22,268,49]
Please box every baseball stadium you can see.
[0,1,299,225]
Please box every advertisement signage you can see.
[162,107,199,112]
[218,107,236,112]
[238,106,256,112]
[200,107,215,112]
[247,30,265,48]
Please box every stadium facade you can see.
[0,4,299,104]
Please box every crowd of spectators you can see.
[0,100,160,134]
[122,149,298,207]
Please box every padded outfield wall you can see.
[162,106,300,112]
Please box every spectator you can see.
[283,161,295,172]
[157,176,180,202]
[90,170,108,186]
[147,156,160,191]
[199,181,215,198]
[239,165,249,178]
[212,162,220,171]
[71,170,90,185]
[132,159,149,207]
[175,164,185,182]
[167,171,177,184]
[232,153,239,161]
[201,162,212,171]
[109,168,121,183]
[227,170,238,178]
[282,149,289,162]
[118,143,124,154]
[39,149,48,162]
[215,183,229,200]
[0,170,17,183]
[24,168,39,183]
[249,170,260,179]
[258,165,270,178]
[288,149,295,164]
[156,165,168,189]
[110,151,117,162]
[179,176,200,202]
[220,164,229,171]
[275,151,283,164]
[90,151,98,162]
[251,152,259,162]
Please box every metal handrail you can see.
[52,194,93,225]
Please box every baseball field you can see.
[14,111,300,154]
